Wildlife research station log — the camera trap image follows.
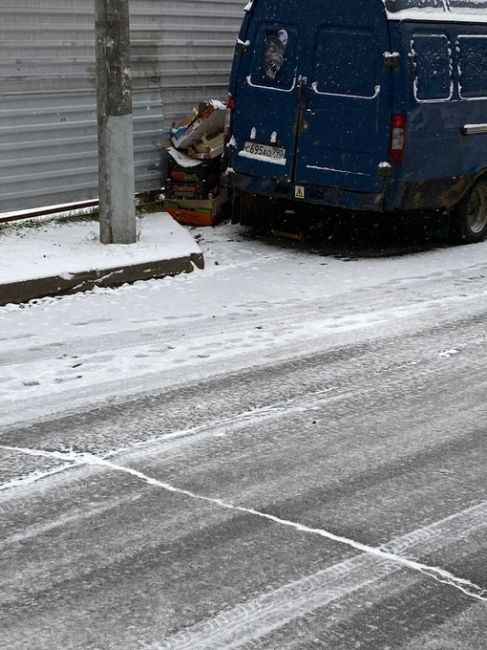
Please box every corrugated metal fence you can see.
[0,0,244,214]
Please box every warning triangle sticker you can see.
[295,186,305,199]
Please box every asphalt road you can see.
[0,230,486,649]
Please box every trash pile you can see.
[163,100,228,227]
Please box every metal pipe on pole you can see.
[94,0,137,244]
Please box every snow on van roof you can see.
[386,0,487,8]
[384,0,487,21]
[244,0,486,20]
[385,0,444,10]
[448,0,487,10]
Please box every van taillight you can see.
[389,114,407,164]
[224,94,235,144]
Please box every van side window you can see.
[249,25,297,91]
[313,28,377,98]
[410,35,452,102]
[457,37,487,99]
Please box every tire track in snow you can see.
[3,257,487,368]
[0,387,352,499]
[156,501,487,650]
[2,286,487,433]
[0,325,478,498]
[1,445,486,615]
[148,503,487,649]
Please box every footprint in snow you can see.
[54,375,83,384]
[439,349,460,358]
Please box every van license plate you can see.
[243,142,286,160]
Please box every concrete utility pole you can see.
[95,0,137,244]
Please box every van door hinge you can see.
[236,38,250,54]
[378,162,393,177]
[384,51,400,69]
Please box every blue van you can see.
[224,0,487,242]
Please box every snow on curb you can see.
[0,213,204,305]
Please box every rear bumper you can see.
[228,172,385,212]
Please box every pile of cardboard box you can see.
[164,100,228,227]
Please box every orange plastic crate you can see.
[164,191,227,227]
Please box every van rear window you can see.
[249,24,297,91]
[458,37,487,99]
[313,28,377,98]
[410,35,452,101]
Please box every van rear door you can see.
[294,2,392,194]
[231,0,392,196]
[231,0,303,181]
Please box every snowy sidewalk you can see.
[0,212,204,305]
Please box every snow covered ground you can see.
[0,213,201,284]
[1,220,487,429]
[1,219,487,649]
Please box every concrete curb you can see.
[0,252,204,306]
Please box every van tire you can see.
[451,180,487,243]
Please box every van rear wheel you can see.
[451,180,487,243]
